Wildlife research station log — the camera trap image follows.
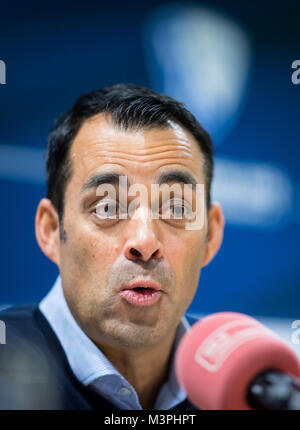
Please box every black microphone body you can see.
[248,369,300,410]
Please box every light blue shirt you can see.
[39,276,190,410]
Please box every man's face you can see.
[57,114,209,349]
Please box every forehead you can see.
[69,113,205,184]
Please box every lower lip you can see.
[120,289,162,306]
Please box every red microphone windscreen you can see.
[175,312,300,410]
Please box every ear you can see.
[202,202,225,267]
[35,198,61,266]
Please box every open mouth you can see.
[120,285,162,306]
[131,286,156,294]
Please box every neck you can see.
[97,329,177,410]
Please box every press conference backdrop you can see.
[0,0,299,330]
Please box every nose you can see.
[123,207,163,262]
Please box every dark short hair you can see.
[46,83,214,220]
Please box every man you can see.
[0,84,224,410]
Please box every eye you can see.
[92,199,128,223]
[160,198,192,220]
[171,203,184,218]
[95,199,118,219]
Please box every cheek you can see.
[166,232,204,277]
[61,219,121,284]
[165,233,205,309]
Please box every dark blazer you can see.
[0,305,198,410]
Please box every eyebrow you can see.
[81,170,199,194]
[81,172,126,193]
[156,171,198,188]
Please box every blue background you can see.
[0,0,299,318]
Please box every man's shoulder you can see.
[0,303,38,321]
[0,304,97,409]
[0,304,42,340]
[0,303,64,364]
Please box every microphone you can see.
[175,312,300,410]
